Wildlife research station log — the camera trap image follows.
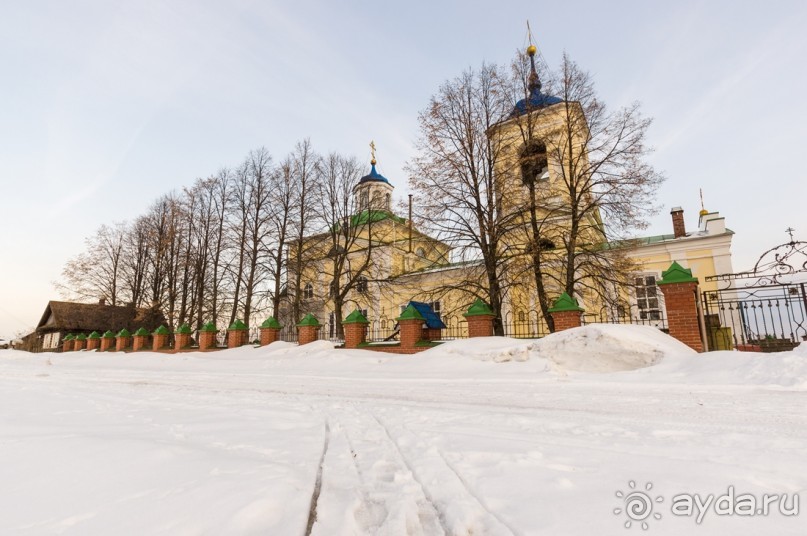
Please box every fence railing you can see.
[703,283,807,351]
[23,304,676,353]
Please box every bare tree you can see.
[121,215,151,308]
[505,51,664,327]
[407,65,518,335]
[288,139,322,323]
[266,159,296,318]
[55,222,127,305]
[318,153,376,338]
[208,168,232,326]
[228,148,275,328]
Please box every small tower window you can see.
[360,191,369,209]
[356,276,368,293]
[385,193,391,209]
[303,283,314,300]
[520,141,549,185]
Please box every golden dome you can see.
[527,44,537,56]
[699,208,709,216]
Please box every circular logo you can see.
[614,480,663,530]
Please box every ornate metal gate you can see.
[702,233,807,352]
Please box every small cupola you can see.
[354,141,394,211]
[511,33,562,117]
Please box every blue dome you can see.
[511,88,563,117]
[359,164,390,184]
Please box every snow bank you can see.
[425,324,692,374]
[627,346,807,388]
[534,324,695,372]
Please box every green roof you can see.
[200,322,218,333]
[63,334,74,341]
[175,323,192,334]
[658,261,699,285]
[343,309,369,324]
[396,304,425,322]
[463,298,494,317]
[116,328,131,338]
[228,319,247,331]
[153,325,170,335]
[296,313,321,327]
[350,210,406,227]
[133,327,150,336]
[88,331,101,339]
[75,333,87,341]
[102,330,116,339]
[260,317,282,329]
[547,292,585,313]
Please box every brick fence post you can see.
[463,299,495,337]
[228,319,248,348]
[198,322,218,350]
[548,293,585,332]
[115,328,132,352]
[342,310,369,349]
[73,333,87,351]
[132,327,150,351]
[397,305,425,350]
[62,334,74,352]
[174,324,192,351]
[86,331,101,351]
[259,317,282,346]
[100,330,116,351]
[152,325,169,350]
[296,314,321,345]
[657,261,704,352]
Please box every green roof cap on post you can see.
[64,334,74,341]
[153,325,170,335]
[260,317,282,329]
[228,319,247,331]
[657,261,699,285]
[200,322,218,333]
[175,323,192,334]
[547,292,585,313]
[88,331,101,339]
[133,327,150,336]
[343,309,369,325]
[296,313,321,327]
[75,333,87,341]
[463,298,494,317]
[396,304,425,322]
[102,330,116,339]
[116,328,131,338]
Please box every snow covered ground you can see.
[1,325,805,535]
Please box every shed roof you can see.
[36,301,166,334]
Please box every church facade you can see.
[283,45,734,340]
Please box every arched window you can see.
[385,193,391,209]
[518,311,526,322]
[520,141,549,185]
[303,283,314,300]
[356,276,368,293]
[360,191,369,209]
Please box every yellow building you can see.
[285,46,734,340]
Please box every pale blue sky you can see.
[2,0,806,336]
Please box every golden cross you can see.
[370,140,377,164]
[527,20,534,46]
